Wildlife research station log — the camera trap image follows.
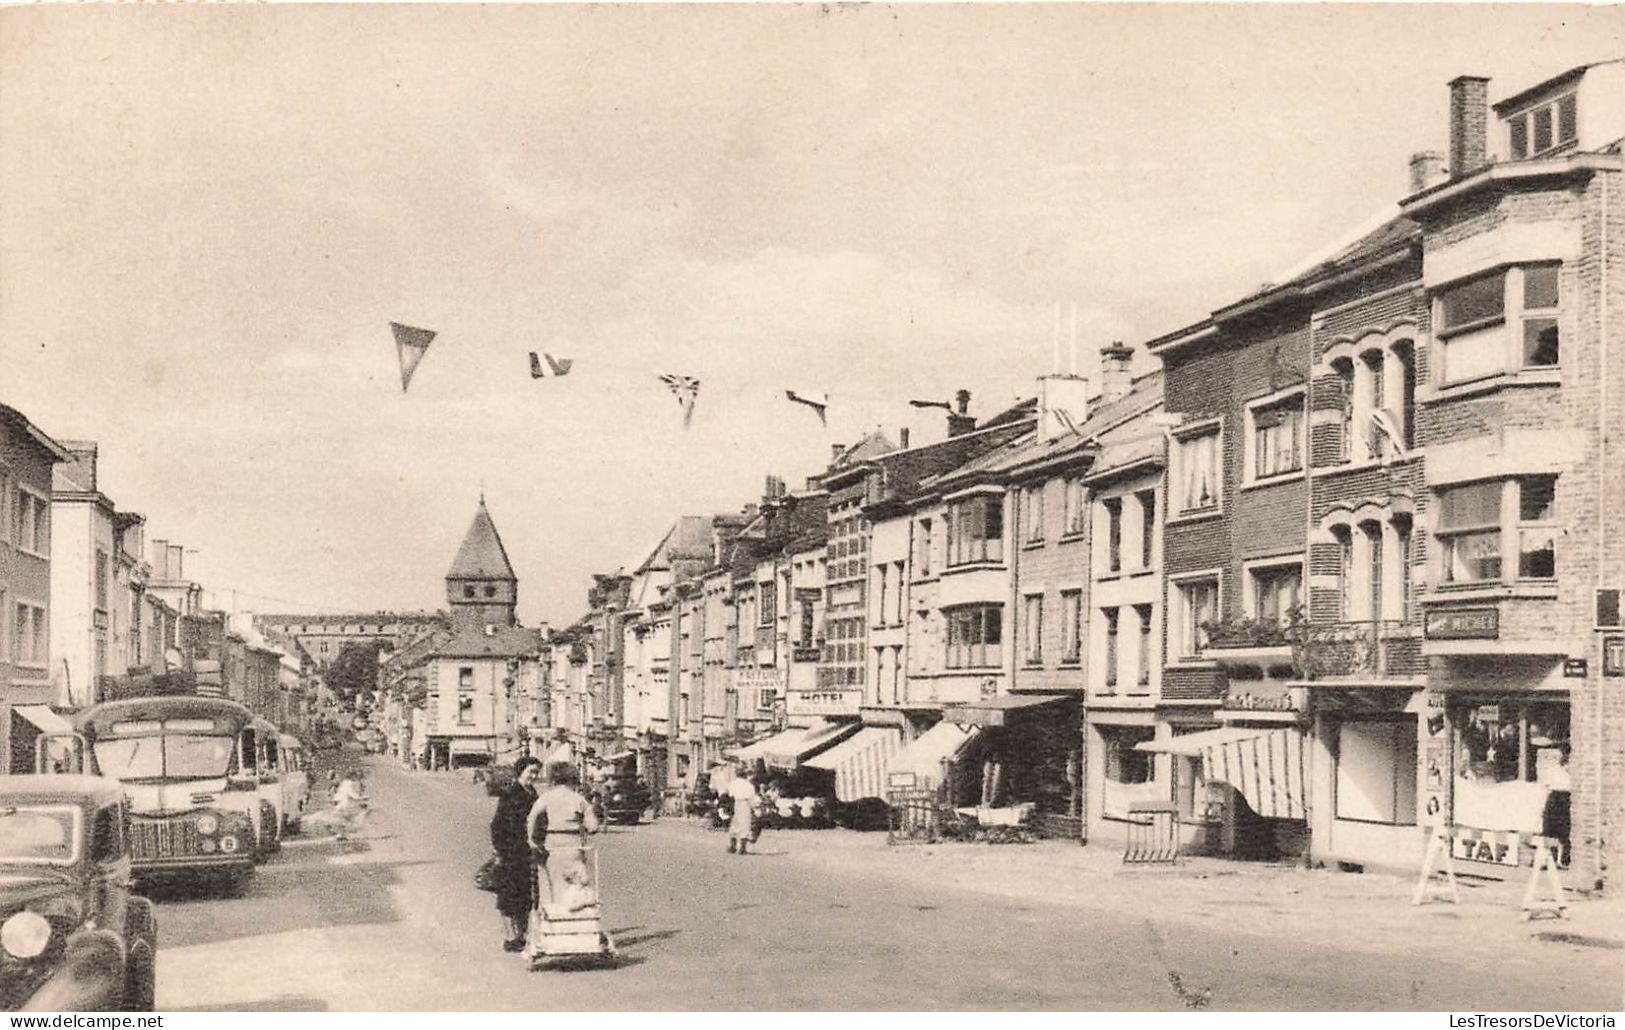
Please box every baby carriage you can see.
[527,843,617,969]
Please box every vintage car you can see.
[0,774,158,1011]
[598,775,654,825]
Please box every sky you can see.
[1,4,1619,628]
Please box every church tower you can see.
[445,497,518,630]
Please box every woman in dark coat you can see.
[490,756,543,952]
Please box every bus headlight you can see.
[1,910,51,959]
[196,814,219,836]
[219,835,240,854]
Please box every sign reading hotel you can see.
[1423,608,1499,640]
[786,688,862,717]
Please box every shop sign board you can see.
[1424,608,1499,640]
[791,647,822,663]
[1604,635,1625,677]
[786,688,862,717]
[1563,659,1588,678]
[1450,827,1548,868]
[1222,682,1304,714]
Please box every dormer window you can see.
[1507,92,1577,160]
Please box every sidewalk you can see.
[652,816,1624,985]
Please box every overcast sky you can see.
[1,4,1617,627]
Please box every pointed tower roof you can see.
[446,499,517,582]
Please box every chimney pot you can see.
[1448,75,1491,179]
[954,389,971,415]
[899,427,910,449]
[830,443,843,463]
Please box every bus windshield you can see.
[94,734,235,781]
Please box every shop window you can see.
[945,605,1002,669]
[1172,427,1220,516]
[1104,728,1154,785]
[1334,718,1417,825]
[947,495,1004,566]
[1453,700,1570,847]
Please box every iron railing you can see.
[1289,620,1426,680]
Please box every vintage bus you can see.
[69,696,262,888]
[277,734,311,835]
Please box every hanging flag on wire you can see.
[785,389,829,426]
[390,322,436,393]
[530,352,574,379]
[658,373,701,429]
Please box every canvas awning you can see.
[948,694,1074,728]
[1139,726,1308,821]
[889,722,982,790]
[763,720,861,770]
[734,725,812,764]
[11,705,71,734]
[803,726,904,802]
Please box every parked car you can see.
[599,776,653,825]
[0,774,158,1011]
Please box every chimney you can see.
[1448,75,1491,179]
[899,427,910,450]
[1038,374,1091,441]
[53,441,98,493]
[1408,150,1448,194]
[1100,342,1135,403]
[830,443,844,464]
[946,390,976,437]
[151,539,169,577]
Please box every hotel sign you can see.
[786,688,862,717]
[1423,608,1499,641]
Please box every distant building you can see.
[0,402,74,772]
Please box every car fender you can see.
[20,928,127,1012]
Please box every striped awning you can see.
[734,725,811,764]
[804,726,904,802]
[762,720,860,770]
[1138,726,1308,821]
[889,722,981,790]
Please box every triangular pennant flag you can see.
[390,322,436,393]
[530,352,575,379]
[658,373,701,429]
[785,389,829,426]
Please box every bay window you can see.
[1436,264,1561,385]
[945,605,1002,669]
[947,495,1004,566]
[1436,476,1558,585]
[1173,427,1221,516]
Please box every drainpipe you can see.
[1596,171,1611,889]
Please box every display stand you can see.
[1520,836,1567,921]
[1411,830,1461,906]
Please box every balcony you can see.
[1290,620,1428,681]
[1201,618,1295,677]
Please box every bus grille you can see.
[130,817,204,860]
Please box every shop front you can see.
[1306,686,1425,873]
[946,694,1082,838]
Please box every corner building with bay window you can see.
[1144,62,1625,887]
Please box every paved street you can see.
[149,755,1624,1011]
